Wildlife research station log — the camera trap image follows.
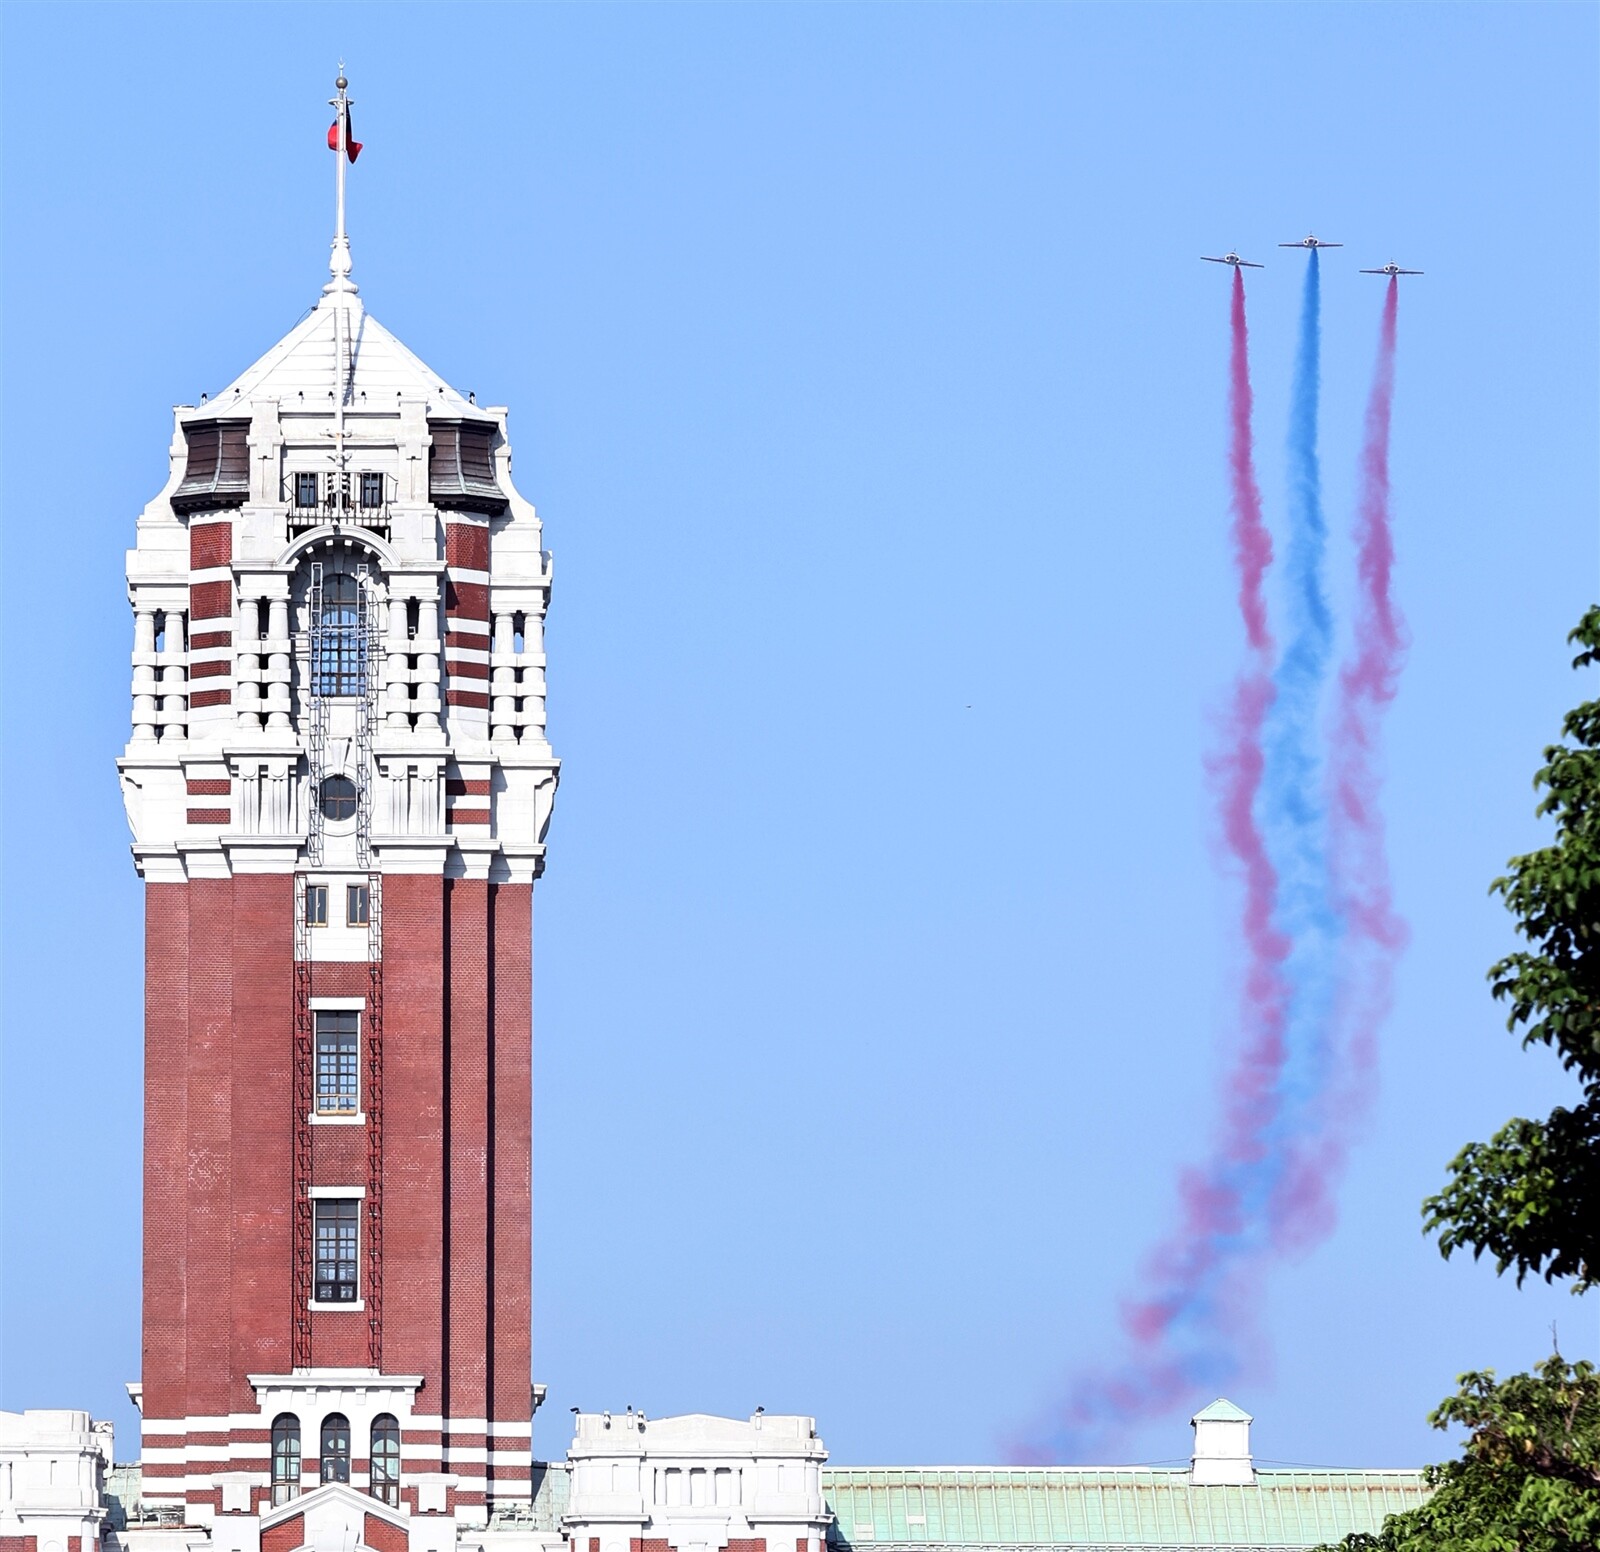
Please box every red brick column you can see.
[188,518,233,710]
[444,520,491,711]
[185,877,235,1425]
[381,875,447,1397]
[490,882,534,1487]
[446,879,491,1505]
[230,875,295,1410]
[143,884,191,1427]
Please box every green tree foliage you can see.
[1323,613,1600,1551]
[1325,1356,1600,1552]
[1423,605,1600,1292]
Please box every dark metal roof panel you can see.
[429,419,506,513]
[173,419,250,513]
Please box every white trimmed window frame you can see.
[309,997,366,1122]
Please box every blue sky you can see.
[1,2,1595,1471]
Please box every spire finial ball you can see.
[337,73,348,91]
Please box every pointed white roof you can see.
[208,292,480,418]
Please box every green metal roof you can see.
[526,1460,573,1531]
[1191,1400,1252,1424]
[819,1466,1430,1550]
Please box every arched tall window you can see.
[320,1412,351,1485]
[312,572,365,696]
[369,1415,401,1506]
[270,1414,301,1505]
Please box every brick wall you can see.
[262,1514,303,1552]
[140,867,536,1503]
[447,880,491,1435]
[144,883,191,1425]
[381,874,447,1397]
[363,1514,408,1552]
[490,884,534,1432]
[231,876,294,1408]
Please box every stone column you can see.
[491,612,517,742]
[158,612,188,743]
[385,593,411,730]
[413,589,442,733]
[265,596,292,731]
[235,591,263,731]
[522,602,549,742]
[131,607,159,742]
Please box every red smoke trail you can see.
[1211,267,1290,1187]
[1324,276,1408,1138]
[1111,268,1292,1355]
[1005,269,1291,1463]
[1228,268,1272,653]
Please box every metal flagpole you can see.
[330,66,351,509]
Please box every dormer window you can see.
[429,420,506,513]
[173,420,249,514]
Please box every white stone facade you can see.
[0,1410,114,1552]
[117,276,558,887]
[565,1413,830,1552]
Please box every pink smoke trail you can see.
[1005,268,1290,1463]
[1228,268,1272,654]
[1324,277,1408,1141]
[1214,266,1289,1167]
[1105,267,1292,1402]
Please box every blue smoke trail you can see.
[1256,249,1342,1225]
[1006,251,1368,1463]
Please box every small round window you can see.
[319,776,358,822]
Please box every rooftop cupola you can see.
[1189,1397,1254,1486]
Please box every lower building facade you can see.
[2,1404,1428,1552]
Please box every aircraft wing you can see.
[1240,260,1264,268]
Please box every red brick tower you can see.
[118,76,558,1543]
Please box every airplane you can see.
[1202,251,1263,268]
[1279,233,1343,249]
[1360,260,1424,276]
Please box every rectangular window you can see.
[313,1199,360,1301]
[306,884,328,926]
[295,472,319,508]
[314,1011,359,1115]
[360,472,384,509]
[346,884,370,927]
